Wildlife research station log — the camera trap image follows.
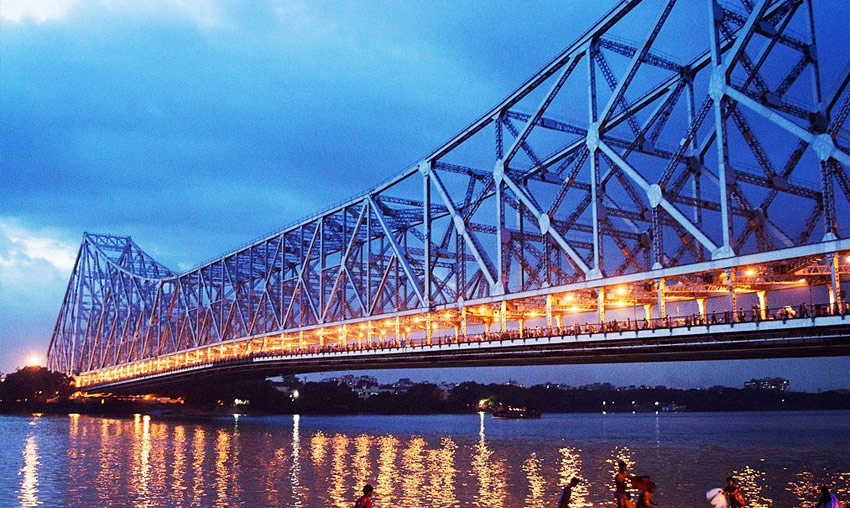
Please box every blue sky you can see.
[1,0,848,390]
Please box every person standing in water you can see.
[557,477,580,508]
[636,482,658,508]
[354,484,374,508]
[615,461,636,508]
[816,486,843,508]
[724,476,746,507]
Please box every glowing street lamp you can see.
[26,354,42,368]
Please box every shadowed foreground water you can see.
[0,411,847,507]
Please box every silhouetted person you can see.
[816,486,842,508]
[354,484,374,508]
[636,482,657,508]
[557,477,580,508]
[725,476,746,507]
[615,461,635,508]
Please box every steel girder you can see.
[48,0,850,375]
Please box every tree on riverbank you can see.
[0,367,74,410]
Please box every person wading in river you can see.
[354,484,374,508]
[615,461,636,508]
[725,476,746,508]
[556,477,580,508]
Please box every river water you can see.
[0,411,847,507]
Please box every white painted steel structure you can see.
[47,0,850,389]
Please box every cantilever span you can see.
[48,0,850,391]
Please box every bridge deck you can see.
[79,310,850,393]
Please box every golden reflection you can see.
[172,426,187,506]
[150,422,168,498]
[832,470,850,502]
[18,434,39,508]
[400,436,427,508]
[131,415,152,505]
[289,415,304,508]
[310,431,328,466]
[788,469,850,506]
[67,415,84,507]
[471,423,507,508]
[215,429,231,507]
[69,413,80,437]
[265,441,286,505]
[96,419,117,504]
[228,420,243,502]
[191,428,206,506]
[352,434,372,496]
[786,470,816,507]
[559,447,590,507]
[427,438,459,507]
[732,464,773,508]
[376,435,399,507]
[522,453,547,508]
[328,434,350,508]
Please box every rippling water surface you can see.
[0,411,847,507]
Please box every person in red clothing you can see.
[354,484,374,508]
[725,476,746,508]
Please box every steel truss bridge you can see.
[48,0,850,393]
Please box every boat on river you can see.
[492,405,542,419]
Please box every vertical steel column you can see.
[587,41,603,278]
[597,288,606,324]
[696,298,707,321]
[495,113,508,294]
[708,0,734,257]
[545,294,553,329]
[726,268,737,322]
[500,300,508,332]
[829,253,843,312]
[366,202,372,311]
[460,306,468,336]
[656,278,667,319]
[422,162,432,306]
[756,291,767,320]
[425,312,432,345]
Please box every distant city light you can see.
[744,268,756,276]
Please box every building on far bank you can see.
[744,377,790,391]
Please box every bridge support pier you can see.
[460,307,467,337]
[656,278,666,319]
[500,301,508,332]
[597,289,606,323]
[726,268,737,322]
[829,253,843,313]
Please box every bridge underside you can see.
[48,0,850,391]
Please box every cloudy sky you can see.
[1,0,848,390]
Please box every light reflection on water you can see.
[1,411,848,507]
[18,432,39,507]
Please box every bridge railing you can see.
[74,299,850,390]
